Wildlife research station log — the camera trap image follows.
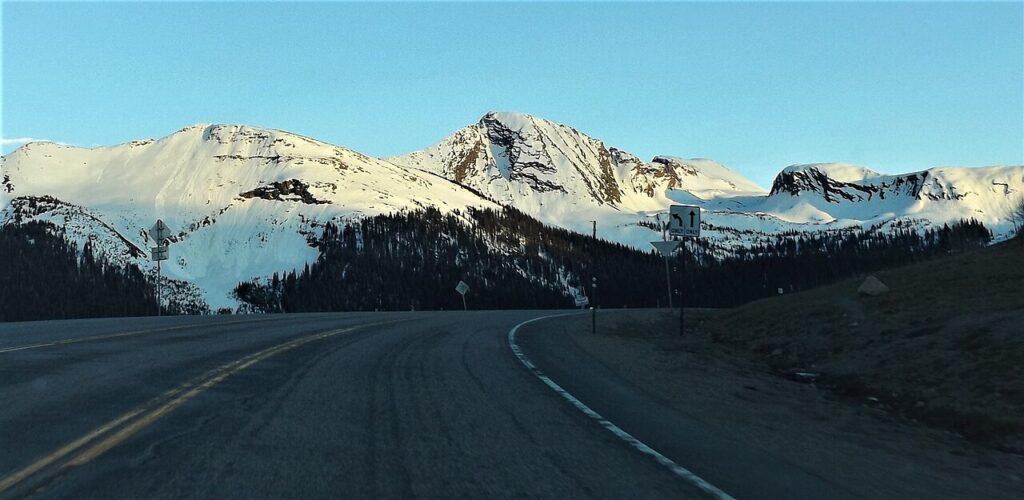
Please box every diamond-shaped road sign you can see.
[668,205,700,238]
[455,281,470,296]
[149,219,172,243]
[650,240,680,257]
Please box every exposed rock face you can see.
[239,179,329,205]
[857,275,890,297]
[479,113,570,195]
[770,165,969,203]
[771,166,879,202]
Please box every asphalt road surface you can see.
[1,311,853,499]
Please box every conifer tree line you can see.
[682,218,992,307]
[0,212,995,321]
[234,206,659,311]
[235,208,993,312]
[0,222,158,321]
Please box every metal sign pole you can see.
[462,293,467,311]
[149,220,172,317]
[667,205,700,336]
[664,256,673,309]
[679,240,686,336]
[663,222,673,309]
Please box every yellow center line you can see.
[0,407,147,494]
[0,316,313,355]
[0,320,401,495]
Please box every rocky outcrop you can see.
[857,275,890,297]
[239,179,330,205]
[770,166,968,203]
[479,113,569,195]
[770,167,879,202]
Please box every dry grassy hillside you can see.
[699,239,1023,451]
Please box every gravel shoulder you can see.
[559,309,1023,499]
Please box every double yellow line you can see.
[0,316,297,355]
[0,322,381,496]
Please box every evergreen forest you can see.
[0,222,158,321]
[233,207,994,312]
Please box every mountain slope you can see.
[2,114,1021,311]
[388,111,769,247]
[1,124,497,308]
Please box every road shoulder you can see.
[537,310,1021,500]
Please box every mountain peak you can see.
[779,163,882,183]
[478,111,546,132]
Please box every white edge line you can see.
[508,313,736,500]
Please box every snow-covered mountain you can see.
[392,112,1024,251]
[2,112,1022,310]
[389,112,765,207]
[388,111,768,243]
[760,162,1024,228]
[1,124,497,309]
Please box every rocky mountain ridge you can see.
[3,113,1022,309]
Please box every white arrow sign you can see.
[650,240,680,257]
[668,205,700,238]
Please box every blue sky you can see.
[3,1,1022,187]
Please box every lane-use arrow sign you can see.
[668,205,700,238]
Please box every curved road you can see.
[0,311,848,499]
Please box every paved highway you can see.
[0,311,851,499]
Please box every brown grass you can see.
[678,242,1024,451]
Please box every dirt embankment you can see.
[701,241,1024,453]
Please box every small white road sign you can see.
[455,281,470,310]
[149,219,172,243]
[650,240,680,257]
[573,289,589,307]
[151,246,169,262]
[668,205,700,238]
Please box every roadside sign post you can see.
[591,277,598,334]
[679,244,686,336]
[455,280,470,310]
[650,240,680,309]
[573,289,589,309]
[149,219,172,317]
[667,205,701,336]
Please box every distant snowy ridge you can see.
[3,113,1022,310]
[391,112,1023,249]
